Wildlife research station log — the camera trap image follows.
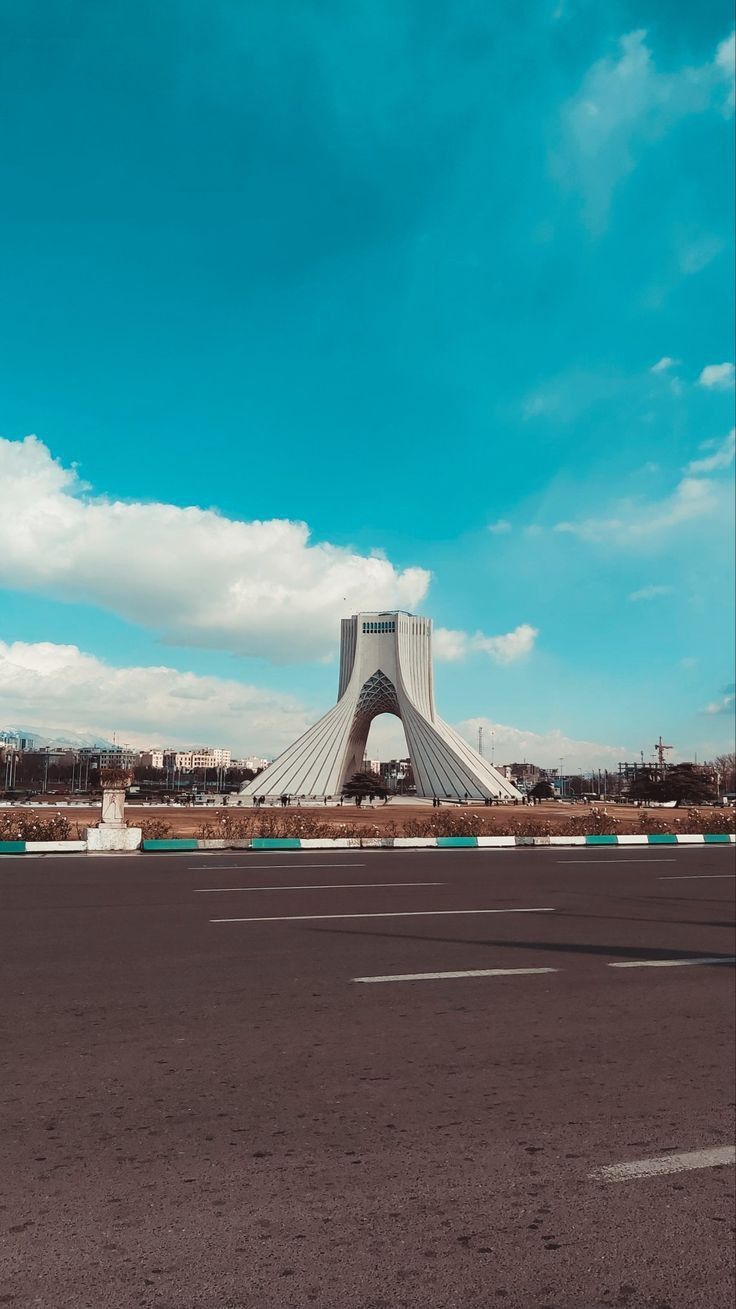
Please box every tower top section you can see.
[350,610,419,619]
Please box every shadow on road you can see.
[307,927,736,964]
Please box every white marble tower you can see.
[240,612,521,802]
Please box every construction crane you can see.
[654,736,673,772]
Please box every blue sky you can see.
[0,0,734,767]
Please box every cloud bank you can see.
[0,436,430,662]
[0,640,626,768]
[0,640,311,756]
[553,428,735,547]
[457,717,628,771]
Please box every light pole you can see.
[559,757,565,798]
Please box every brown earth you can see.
[5,799,734,838]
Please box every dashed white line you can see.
[189,862,366,870]
[657,873,736,881]
[211,906,556,924]
[609,956,735,969]
[195,881,443,893]
[353,966,558,984]
[590,1146,735,1181]
[556,858,677,864]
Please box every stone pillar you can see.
[101,788,126,827]
[86,786,142,852]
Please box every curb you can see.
[1,834,733,855]
[0,840,89,854]
[138,833,735,852]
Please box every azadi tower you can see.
[240,612,521,802]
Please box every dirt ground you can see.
[5,799,733,837]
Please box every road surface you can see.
[2,846,734,1308]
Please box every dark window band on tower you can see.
[362,619,396,633]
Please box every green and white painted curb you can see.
[0,840,88,854]
[0,833,732,855]
[139,833,734,851]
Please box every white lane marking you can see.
[195,881,443,893]
[189,862,366,870]
[609,956,736,969]
[556,858,677,864]
[211,906,556,924]
[353,966,558,984]
[590,1145,735,1181]
[657,873,736,881]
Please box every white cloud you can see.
[715,32,736,109]
[698,362,735,390]
[434,624,538,664]
[678,235,724,276]
[432,628,470,662]
[651,356,678,373]
[554,475,723,544]
[704,688,736,716]
[555,29,735,229]
[685,427,735,474]
[0,436,430,662]
[554,429,734,547]
[487,519,512,534]
[0,641,313,756]
[473,624,539,662]
[628,584,673,601]
[523,392,559,419]
[457,717,628,770]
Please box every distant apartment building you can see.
[362,759,382,775]
[239,756,269,773]
[0,731,35,752]
[162,747,232,772]
[139,750,165,769]
[79,746,139,769]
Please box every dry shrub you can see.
[0,811,71,841]
[637,808,677,834]
[563,806,620,836]
[679,807,735,834]
[138,817,174,839]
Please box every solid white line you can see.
[195,881,443,893]
[590,1145,735,1181]
[657,874,736,881]
[609,956,736,969]
[353,966,559,984]
[211,906,556,924]
[189,862,366,870]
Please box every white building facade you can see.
[240,611,521,802]
[162,747,231,772]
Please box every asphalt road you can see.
[2,846,734,1309]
